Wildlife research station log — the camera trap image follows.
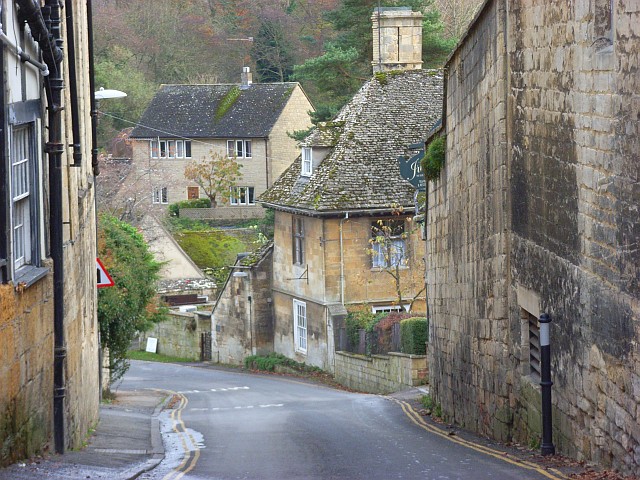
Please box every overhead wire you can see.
[98,110,301,162]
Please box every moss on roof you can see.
[259,69,444,213]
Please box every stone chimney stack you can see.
[241,66,253,89]
[372,7,423,73]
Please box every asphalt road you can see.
[122,361,558,480]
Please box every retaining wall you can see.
[334,351,428,394]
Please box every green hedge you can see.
[400,317,428,355]
[168,198,211,217]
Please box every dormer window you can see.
[301,147,312,177]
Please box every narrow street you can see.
[119,361,562,480]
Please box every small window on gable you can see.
[301,147,312,177]
[292,216,305,265]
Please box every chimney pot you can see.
[241,66,253,89]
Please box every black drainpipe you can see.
[86,0,99,175]
[16,0,66,454]
[43,0,66,455]
[64,0,81,167]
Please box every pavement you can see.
[0,389,168,480]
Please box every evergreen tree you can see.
[293,0,456,122]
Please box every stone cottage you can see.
[0,0,101,463]
[128,71,314,221]
[253,8,442,372]
[426,0,639,474]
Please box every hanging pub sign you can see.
[398,149,426,192]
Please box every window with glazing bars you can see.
[11,125,33,270]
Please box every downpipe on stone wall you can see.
[64,0,82,167]
[86,0,100,175]
[42,0,67,455]
[15,0,66,453]
[539,313,555,456]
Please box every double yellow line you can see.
[390,398,567,480]
[158,390,201,480]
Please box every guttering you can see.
[64,0,82,167]
[86,0,99,175]
[15,0,62,67]
[258,203,415,219]
[0,29,49,74]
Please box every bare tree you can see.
[434,0,483,39]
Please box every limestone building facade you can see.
[127,77,313,221]
[0,0,100,464]
[427,0,639,474]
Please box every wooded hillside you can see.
[93,0,480,145]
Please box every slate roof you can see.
[130,83,301,139]
[259,69,443,215]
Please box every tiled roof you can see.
[259,69,443,215]
[130,83,300,139]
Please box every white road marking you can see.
[188,404,284,412]
[178,386,250,394]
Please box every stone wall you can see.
[181,207,266,221]
[140,311,212,361]
[427,0,512,440]
[334,351,427,394]
[507,1,640,472]
[0,280,54,465]
[212,247,274,365]
[428,0,640,475]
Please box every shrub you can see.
[244,353,322,373]
[400,317,428,355]
[373,312,414,352]
[168,198,211,217]
[344,311,385,350]
[98,214,167,384]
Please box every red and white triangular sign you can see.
[97,258,115,288]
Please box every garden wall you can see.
[181,207,265,221]
[334,351,428,394]
[139,311,211,360]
